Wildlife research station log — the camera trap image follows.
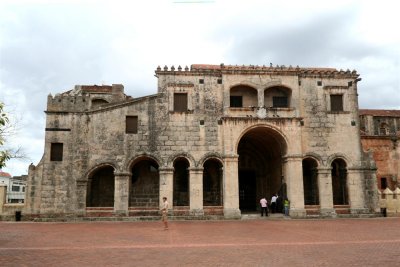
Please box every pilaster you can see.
[223,155,241,219]
[114,172,130,216]
[159,167,174,210]
[189,167,204,216]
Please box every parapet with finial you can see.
[155,64,359,79]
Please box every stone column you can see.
[223,155,241,219]
[189,167,204,216]
[347,168,368,214]
[76,179,88,216]
[159,167,174,210]
[284,155,306,217]
[317,167,336,217]
[0,185,6,214]
[114,172,130,216]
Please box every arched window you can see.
[230,85,257,108]
[91,99,109,109]
[264,86,291,108]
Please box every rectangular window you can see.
[273,96,288,108]
[174,93,188,112]
[12,185,19,192]
[381,177,387,190]
[22,187,25,192]
[199,79,204,84]
[330,95,343,111]
[126,116,138,134]
[50,143,63,161]
[230,96,243,107]
[217,78,222,84]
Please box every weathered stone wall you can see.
[24,64,375,218]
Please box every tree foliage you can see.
[0,102,11,168]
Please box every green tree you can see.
[0,102,11,168]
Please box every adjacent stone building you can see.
[359,109,400,191]
[24,64,379,220]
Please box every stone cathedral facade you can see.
[25,64,379,220]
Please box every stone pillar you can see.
[0,185,6,214]
[76,179,88,216]
[189,167,204,216]
[347,168,368,214]
[223,155,241,219]
[317,167,336,217]
[159,168,173,210]
[114,172,130,216]
[284,155,306,217]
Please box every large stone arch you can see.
[167,152,196,168]
[331,158,349,205]
[126,153,162,172]
[86,163,117,207]
[302,157,320,205]
[235,124,288,211]
[129,155,160,208]
[173,157,191,206]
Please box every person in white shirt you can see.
[260,197,268,217]
[271,194,278,213]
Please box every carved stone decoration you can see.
[256,107,267,119]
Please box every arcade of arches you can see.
[85,144,351,216]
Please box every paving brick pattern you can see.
[1,218,399,266]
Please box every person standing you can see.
[161,197,169,230]
[284,197,290,216]
[271,194,278,213]
[260,197,268,217]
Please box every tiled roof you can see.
[0,171,11,178]
[359,109,400,117]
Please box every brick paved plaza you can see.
[1,218,399,267]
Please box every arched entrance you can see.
[302,158,319,205]
[173,158,190,206]
[130,158,159,207]
[237,127,287,212]
[86,166,115,207]
[331,159,348,205]
[203,159,223,206]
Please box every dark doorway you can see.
[86,166,115,207]
[237,127,286,213]
[239,170,257,211]
[130,158,159,207]
[203,159,223,206]
[331,159,348,205]
[173,158,190,206]
[302,158,319,205]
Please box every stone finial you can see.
[270,62,273,67]
[352,69,357,74]
[289,65,292,69]
[178,65,182,71]
[163,65,168,71]
[220,63,224,68]
[346,69,351,74]
[171,65,175,71]
[185,65,189,71]
[157,66,161,71]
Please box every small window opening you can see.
[317,81,322,86]
[330,95,343,111]
[126,116,138,134]
[381,177,387,190]
[273,96,288,108]
[174,93,188,112]
[199,79,204,84]
[230,96,243,107]
[217,79,222,84]
[50,143,63,161]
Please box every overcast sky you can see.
[1,0,399,176]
